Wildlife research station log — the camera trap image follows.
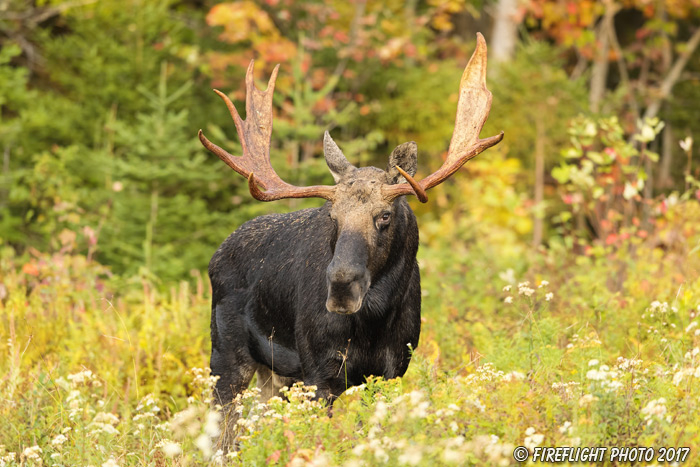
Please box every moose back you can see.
[199,33,503,417]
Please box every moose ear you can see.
[324,131,354,183]
[386,141,418,184]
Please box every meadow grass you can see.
[1,202,699,466]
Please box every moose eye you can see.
[376,211,392,229]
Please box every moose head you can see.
[199,33,503,315]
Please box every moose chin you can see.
[199,33,503,447]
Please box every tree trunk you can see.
[532,115,545,247]
[643,27,700,121]
[657,118,674,189]
[589,7,617,113]
[490,0,518,63]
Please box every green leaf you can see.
[587,151,604,165]
[551,165,571,184]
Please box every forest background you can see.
[1,0,700,465]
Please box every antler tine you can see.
[383,33,504,203]
[198,90,249,180]
[244,60,279,124]
[199,61,336,201]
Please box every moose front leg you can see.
[209,295,259,450]
[306,378,348,416]
[210,346,257,452]
[301,350,356,415]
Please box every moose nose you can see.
[327,263,366,285]
[326,261,370,314]
[326,230,370,314]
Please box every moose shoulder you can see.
[199,33,503,420]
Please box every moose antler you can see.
[382,33,504,203]
[199,61,336,202]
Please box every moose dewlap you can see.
[198,33,503,445]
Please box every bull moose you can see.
[198,33,503,437]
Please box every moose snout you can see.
[327,263,365,284]
[326,262,370,314]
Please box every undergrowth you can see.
[1,200,699,466]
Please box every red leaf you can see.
[266,450,281,463]
[284,430,295,443]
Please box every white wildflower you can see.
[558,421,572,434]
[615,357,643,371]
[502,371,525,382]
[51,434,68,447]
[605,380,624,392]
[410,400,430,418]
[67,369,95,386]
[22,446,42,461]
[93,412,119,426]
[162,442,181,458]
[371,401,388,423]
[442,448,465,463]
[578,394,597,406]
[499,269,515,284]
[551,381,579,398]
[373,445,389,463]
[344,383,366,395]
[171,407,201,437]
[679,136,693,152]
[398,446,423,465]
[673,368,694,386]
[211,449,224,465]
[195,433,213,459]
[523,427,544,451]
[518,281,535,297]
[204,411,221,438]
[136,394,160,412]
[465,398,485,412]
[641,398,667,425]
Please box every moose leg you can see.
[210,347,256,406]
[302,360,352,414]
[209,295,257,451]
[255,365,296,401]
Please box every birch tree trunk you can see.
[491,0,518,63]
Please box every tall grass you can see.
[1,201,699,465]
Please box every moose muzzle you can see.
[326,231,371,314]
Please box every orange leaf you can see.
[22,262,39,276]
[266,450,281,464]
